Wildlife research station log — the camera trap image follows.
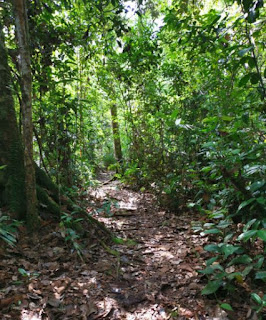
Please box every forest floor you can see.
[0,173,257,320]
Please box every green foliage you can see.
[1,1,265,314]
[102,153,117,168]
[199,216,265,317]
[60,212,84,257]
[0,215,21,247]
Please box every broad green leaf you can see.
[200,264,224,274]
[249,181,265,193]
[256,197,265,205]
[242,265,254,276]
[238,74,250,87]
[18,268,29,277]
[217,220,231,229]
[257,230,266,241]
[247,56,255,68]
[202,280,223,295]
[112,237,124,244]
[220,303,233,311]
[226,271,243,281]
[221,116,234,121]
[227,255,252,266]
[254,256,264,269]
[204,228,222,235]
[203,223,215,228]
[251,293,262,305]
[206,257,218,266]
[237,198,255,211]
[250,72,260,84]
[224,233,234,242]
[170,110,179,119]
[221,244,242,259]
[237,230,257,242]
[204,244,221,253]
[202,116,218,124]
[243,219,257,232]
[201,166,212,173]
[255,271,266,281]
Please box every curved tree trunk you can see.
[0,22,26,219]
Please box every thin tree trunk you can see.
[13,0,39,230]
[110,104,123,163]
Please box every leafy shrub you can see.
[196,217,266,318]
[0,215,21,247]
[60,212,84,257]
[102,153,117,168]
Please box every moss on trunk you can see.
[0,23,26,219]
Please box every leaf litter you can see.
[0,174,258,319]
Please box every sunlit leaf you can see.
[243,219,257,232]
[220,303,233,311]
[251,293,262,305]
[257,230,266,241]
[237,230,257,242]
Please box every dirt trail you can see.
[84,176,230,320]
[0,175,235,319]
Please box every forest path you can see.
[0,174,234,320]
[83,174,230,320]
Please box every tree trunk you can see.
[13,0,39,230]
[0,23,110,239]
[0,23,26,219]
[110,104,123,163]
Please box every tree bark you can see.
[110,104,123,163]
[0,22,26,219]
[13,0,39,230]
[0,22,110,239]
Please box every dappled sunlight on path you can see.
[0,174,235,319]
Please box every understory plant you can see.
[194,215,266,317]
[0,215,21,247]
[59,212,84,257]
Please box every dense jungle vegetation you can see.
[0,0,265,319]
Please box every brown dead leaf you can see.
[47,298,61,307]
[0,294,24,308]
[179,263,194,272]
[179,307,194,317]
[80,302,98,319]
